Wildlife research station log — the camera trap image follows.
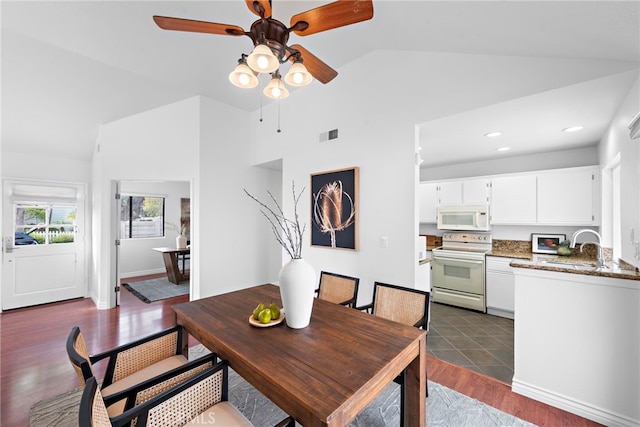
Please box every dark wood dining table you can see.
[172,283,426,427]
[152,247,189,284]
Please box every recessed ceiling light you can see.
[496,147,510,152]
[562,126,583,133]
[485,131,502,138]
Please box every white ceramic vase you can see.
[176,234,187,249]
[278,258,316,329]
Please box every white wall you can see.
[119,180,190,278]
[599,75,640,268]
[92,97,200,308]
[196,96,283,298]
[91,95,281,307]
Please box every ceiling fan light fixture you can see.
[284,61,313,87]
[229,61,259,88]
[264,75,289,99]
[247,44,280,73]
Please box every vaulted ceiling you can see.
[2,1,639,165]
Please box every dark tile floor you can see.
[428,302,514,384]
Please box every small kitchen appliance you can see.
[436,205,490,231]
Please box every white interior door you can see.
[2,180,86,310]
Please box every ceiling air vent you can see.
[319,129,339,142]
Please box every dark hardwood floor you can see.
[0,276,600,426]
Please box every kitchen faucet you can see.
[570,229,605,268]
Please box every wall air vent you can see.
[319,129,339,142]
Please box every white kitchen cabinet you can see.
[416,260,431,292]
[462,178,490,205]
[427,178,489,208]
[537,167,598,225]
[437,181,463,206]
[490,174,537,224]
[418,182,438,223]
[485,256,515,319]
[421,166,599,226]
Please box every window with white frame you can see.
[14,203,77,245]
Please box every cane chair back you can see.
[371,282,430,329]
[316,271,360,307]
[68,327,95,387]
[67,326,216,418]
[79,362,295,427]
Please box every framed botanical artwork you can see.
[531,233,566,254]
[311,167,359,250]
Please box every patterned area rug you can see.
[30,346,534,426]
[122,277,189,303]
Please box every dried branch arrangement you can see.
[244,182,306,259]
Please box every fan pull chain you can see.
[259,77,264,123]
[277,99,281,133]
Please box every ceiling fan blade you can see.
[153,16,245,37]
[289,45,338,84]
[290,0,373,36]
[245,0,272,18]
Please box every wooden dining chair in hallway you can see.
[67,325,216,417]
[315,271,360,307]
[357,281,431,423]
[79,361,295,427]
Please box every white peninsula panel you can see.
[512,267,639,427]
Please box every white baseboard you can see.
[486,307,514,319]
[121,268,165,279]
[512,378,639,427]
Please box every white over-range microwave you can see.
[436,205,491,231]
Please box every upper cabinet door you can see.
[437,181,463,206]
[490,175,537,224]
[537,168,598,225]
[418,182,438,223]
[463,178,490,205]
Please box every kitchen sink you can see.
[538,260,599,271]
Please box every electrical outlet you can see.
[380,236,388,249]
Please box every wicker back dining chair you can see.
[359,281,430,329]
[79,361,295,427]
[67,325,216,417]
[315,271,360,307]
[357,281,431,423]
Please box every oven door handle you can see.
[433,257,484,264]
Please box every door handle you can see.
[4,237,16,253]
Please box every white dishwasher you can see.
[485,256,515,319]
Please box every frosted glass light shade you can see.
[247,44,279,73]
[229,63,258,88]
[263,77,289,99]
[284,62,313,87]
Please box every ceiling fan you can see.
[153,0,374,99]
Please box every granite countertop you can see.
[487,239,640,281]
[509,257,640,281]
